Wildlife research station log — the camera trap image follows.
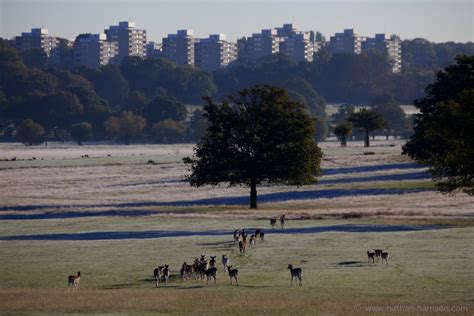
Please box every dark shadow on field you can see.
[338,261,364,267]
[321,163,425,176]
[0,224,447,241]
[0,188,431,216]
[318,171,430,185]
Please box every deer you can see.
[222,254,229,272]
[239,234,247,253]
[367,251,375,263]
[209,256,217,268]
[280,214,286,229]
[249,235,256,246]
[233,229,240,242]
[374,249,383,262]
[381,251,389,264]
[67,271,81,290]
[154,266,164,286]
[227,265,239,286]
[270,218,277,228]
[288,264,302,286]
[180,262,193,280]
[162,264,170,285]
[204,267,217,285]
[200,255,209,270]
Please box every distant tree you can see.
[403,55,474,195]
[183,85,322,209]
[333,121,352,147]
[16,118,44,145]
[151,120,185,143]
[44,91,83,130]
[187,109,208,142]
[20,48,48,69]
[70,122,93,145]
[143,94,187,123]
[331,104,356,125]
[349,109,386,147]
[126,90,149,113]
[373,101,408,139]
[105,111,146,144]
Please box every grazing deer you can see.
[280,214,286,229]
[367,251,375,263]
[209,256,217,268]
[288,264,302,286]
[249,235,256,246]
[204,267,217,285]
[222,255,229,272]
[381,251,389,264]
[227,265,239,286]
[162,264,170,285]
[67,271,81,290]
[154,266,163,286]
[270,218,277,228]
[239,235,247,253]
[374,249,383,262]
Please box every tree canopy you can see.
[184,85,322,209]
[403,55,474,195]
[349,109,386,147]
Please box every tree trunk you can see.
[250,179,257,209]
[365,130,370,147]
[341,135,347,147]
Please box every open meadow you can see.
[0,141,473,315]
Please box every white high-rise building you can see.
[280,31,315,63]
[363,33,402,72]
[329,29,365,55]
[195,34,237,71]
[245,29,282,62]
[74,34,118,68]
[105,21,147,61]
[14,28,60,63]
[162,29,198,66]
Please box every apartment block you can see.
[195,34,237,71]
[105,21,147,61]
[14,28,60,63]
[244,29,282,62]
[279,31,315,63]
[329,29,365,55]
[74,33,118,68]
[363,33,402,72]
[162,29,198,66]
[146,41,163,59]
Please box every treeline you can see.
[0,37,472,145]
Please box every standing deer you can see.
[249,235,256,246]
[67,271,81,290]
[162,264,170,285]
[209,256,217,268]
[288,264,302,286]
[367,251,375,263]
[239,235,247,253]
[270,218,277,228]
[381,251,389,264]
[154,266,164,286]
[280,214,286,229]
[227,265,239,286]
[374,249,383,262]
[204,267,217,285]
[222,254,229,272]
[233,229,240,242]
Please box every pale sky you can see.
[0,0,473,43]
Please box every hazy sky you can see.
[0,0,472,43]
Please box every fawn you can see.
[288,264,302,286]
[154,266,164,286]
[239,235,247,253]
[227,265,239,286]
[67,271,81,290]
[222,254,229,272]
[162,265,170,285]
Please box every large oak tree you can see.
[183,85,322,209]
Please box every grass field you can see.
[0,141,473,314]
